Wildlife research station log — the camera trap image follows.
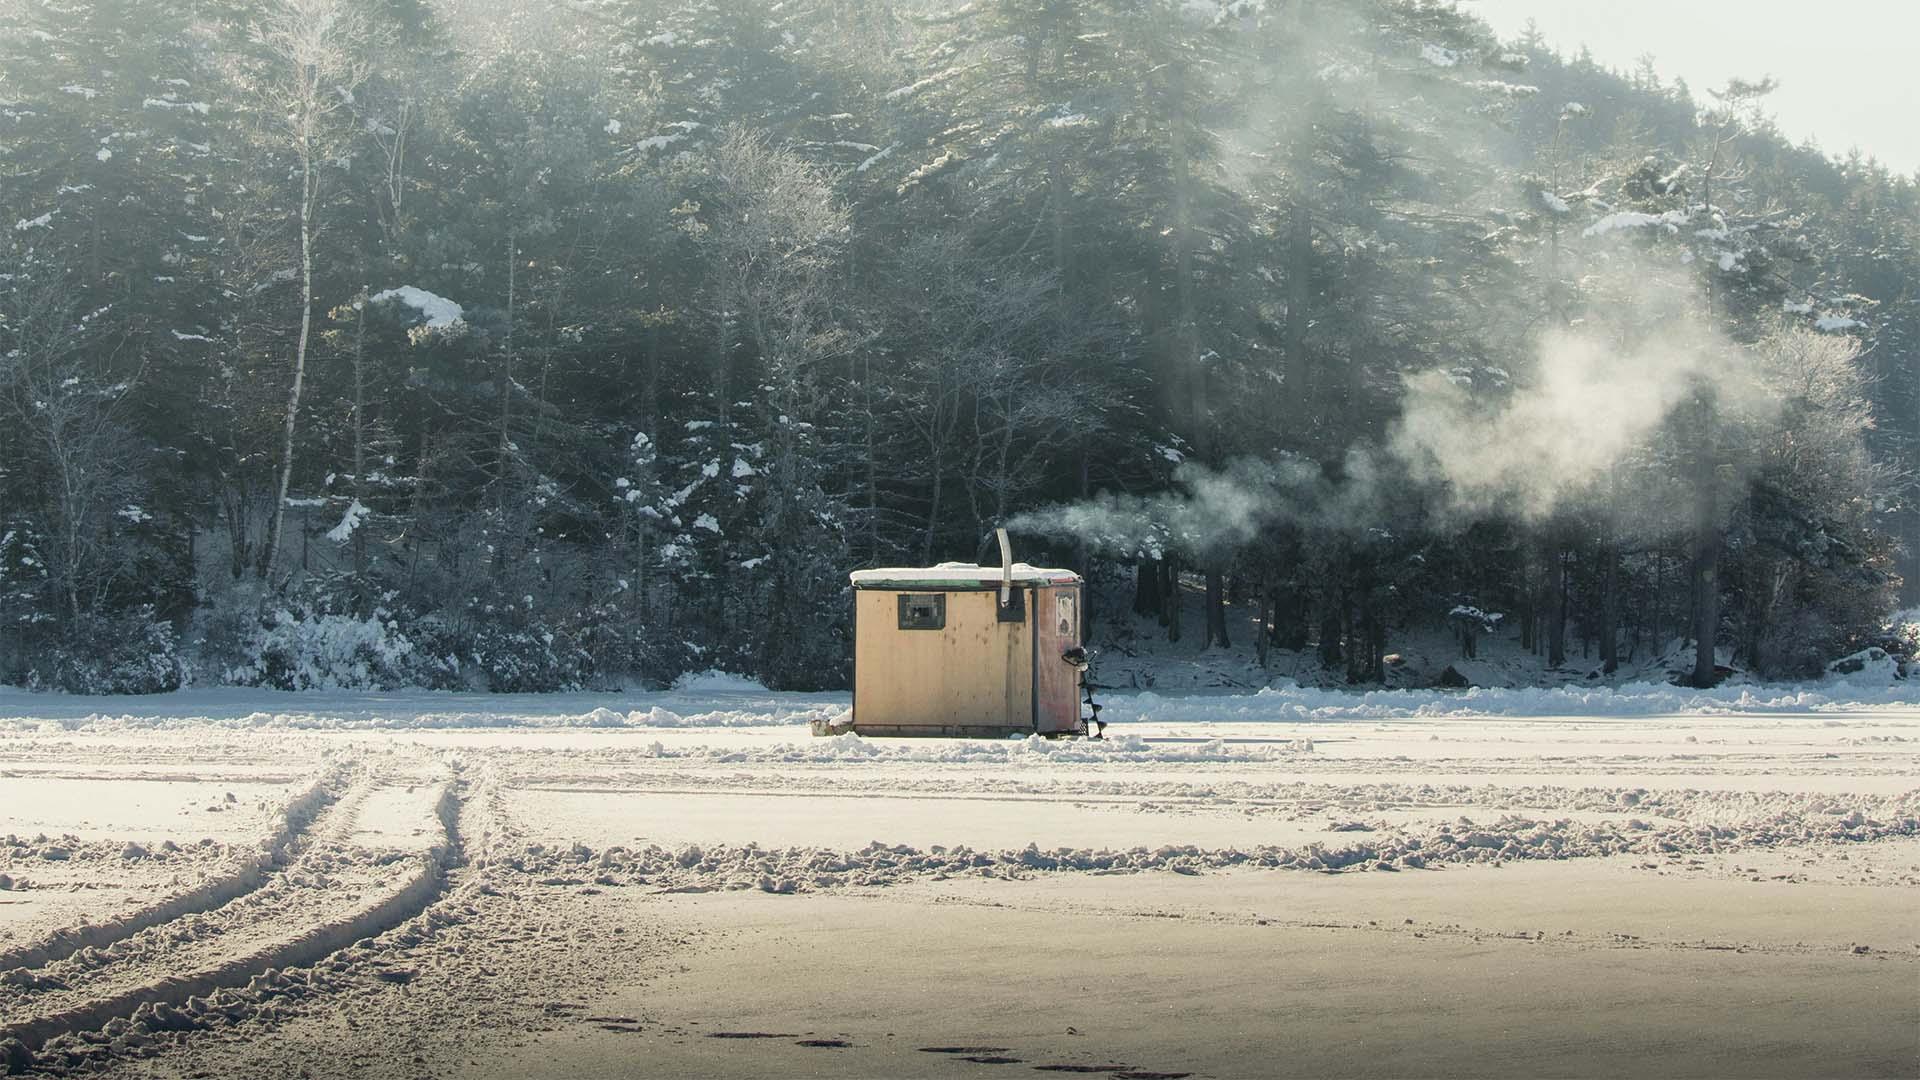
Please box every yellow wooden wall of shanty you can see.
[853,588,1036,730]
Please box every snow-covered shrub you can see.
[566,601,694,690]
[465,621,593,693]
[1747,607,1840,682]
[40,609,185,694]
[393,614,476,690]
[229,607,430,691]
[395,608,593,693]
[1887,609,1919,661]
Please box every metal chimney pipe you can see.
[996,527,1012,608]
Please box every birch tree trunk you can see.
[260,136,316,583]
[253,0,373,585]
[349,285,369,587]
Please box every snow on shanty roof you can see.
[850,562,1081,589]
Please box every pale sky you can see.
[1463,0,1918,176]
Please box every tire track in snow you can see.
[0,771,466,1073]
[0,765,347,975]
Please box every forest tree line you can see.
[0,0,1914,693]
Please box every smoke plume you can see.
[1013,311,1779,556]
[1006,452,1390,558]
[1390,323,1769,526]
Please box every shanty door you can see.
[1033,585,1083,734]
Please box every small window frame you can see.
[1055,591,1078,638]
[897,593,946,631]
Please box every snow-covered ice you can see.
[0,687,1912,1078]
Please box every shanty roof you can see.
[849,562,1082,590]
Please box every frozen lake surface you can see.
[0,685,1914,1077]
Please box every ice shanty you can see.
[822,531,1094,739]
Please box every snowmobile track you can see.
[0,766,346,974]
[0,774,465,1071]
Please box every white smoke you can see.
[1007,453,1391,557]
[1005,460,1288,559]
[1389,325,1761,525]
[1014,315,1780,554]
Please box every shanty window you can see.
[1056,592,1077,638]
[897,594,945,630]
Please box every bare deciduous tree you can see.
[0,281,145,626]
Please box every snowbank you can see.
[2,676,1915,734]
[670,670,768,693]
[510,785,1919,894]
[1103,679,1920,725]
[633,732,1312,764]
[1827,648,1904,683]
[0,687,844,733]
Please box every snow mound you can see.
[612,704,836,729]
[1105,680,1919,724]
[687,732,1312,765]
[4,673,1913,736]
[0,687,846,733]
[1827,648,1903,683]
[670,669,768,693]
[515,786,1920,894]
